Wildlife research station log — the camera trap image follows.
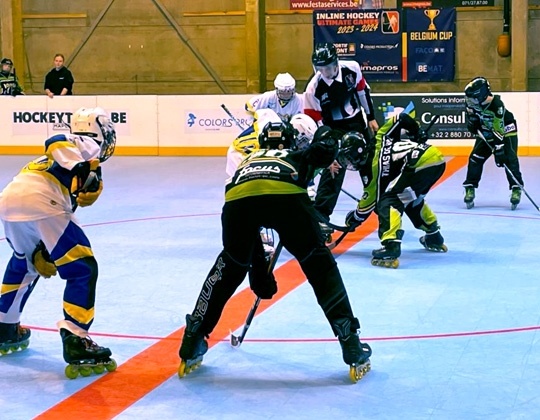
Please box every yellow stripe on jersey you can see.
[54,245,94,266]
[1,284,23,295]
[225,179,305,202]
[63,301,95,325]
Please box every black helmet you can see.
[338,132,369,171]
[311,43,338,67]
[259,121,295,150]
[464,77,492,109]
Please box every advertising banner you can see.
[406,8,456,81]
[313,7,455,82]
[398,1,493,7]
[290,0,386,10]
[372,93,472,140]
[313,9,402,81]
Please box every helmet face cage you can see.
[337,132,368,171]
[274,73,296,102]
[259,121,295,150]
[71,108,116,162]
[290,114,317,151]
[96,116,116,162]
[464,77,491,109]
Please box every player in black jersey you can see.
[304,43,379,225]
[178,122,372,379]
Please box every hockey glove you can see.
[76,180,103,207]
[493,143,507,167]
[31,241,57,278]
[466,113,481,134]
[249,266,278,300]
[345,209,367,230]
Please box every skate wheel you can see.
[0,348,8,355]
[178,360,187,378]
[105,358,117,372]
[466,202,474,209]
[79,366,93,377]
[20,341,29,350]
[511,203,518,211]
[65,365,79,379]
[93,365,105,374]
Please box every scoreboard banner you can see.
[313,8,456,82]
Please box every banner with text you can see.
[290,0,388,10]
[372,94,472,140]
[313,9,402,82]
[406,8,455,82]
[313,8,455,82]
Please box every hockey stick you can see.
[341,187,360,203]
[221,104,246,130]
[477,130,540,212]
[327,227,353,250]
[230,241,284,348]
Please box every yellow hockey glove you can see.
[31,241,57,278]
[76,180,103,207]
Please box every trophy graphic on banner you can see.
[424,9,440,31]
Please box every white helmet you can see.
[71,107,116,162]
[290,113,318,151]
[274,72,296,103]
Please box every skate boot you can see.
[419,225,448,253]
[464,186,475,209]
[332,318,372,383]
[178,314,208,378]
[319,222,334,244]
[371,240,401,269]
[510,187,521,211]
[0,322,31,355]
[60,327,117,379]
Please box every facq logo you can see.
[187,113,196,127]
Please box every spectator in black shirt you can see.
[44,54,74,98]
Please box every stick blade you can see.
[230,330,242,348]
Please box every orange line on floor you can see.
[36,156,468,420]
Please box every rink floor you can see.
[1,154,540,420]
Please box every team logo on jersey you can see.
[344,73,356,91]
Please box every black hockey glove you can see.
[493,142,507,167]
[249,266,277,300]
[345,209,367,230]
[466,113,481,134]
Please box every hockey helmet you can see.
[290,113,318,151]
[464,77,492,110]
[274,72,296,103]
[338,131,369,171]
[71,107,116,162]
[312,43,338,67]
[1,57,13,74]
[259,121,295,150]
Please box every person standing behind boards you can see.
[44,54,74,98]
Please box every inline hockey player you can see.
[179,122,372,382]
[0,107,117,378]
[245,72,303,122]
[344,106,447,268]
[462,77,524,210]
[304,43,379,230]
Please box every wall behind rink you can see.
[1,93,539,157]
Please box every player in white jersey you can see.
[0,107,118,377]
[245,72,304,122]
